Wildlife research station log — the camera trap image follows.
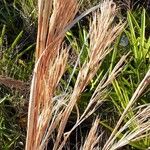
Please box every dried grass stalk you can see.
[26,45,69,150]
[26,0,126,149]
[53,1,125,149]
[82,118,101,150]
[36,0,78,59]
[55,53,128,150]
[25,0,78,149]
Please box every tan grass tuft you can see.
[53,1,125,149]
[36,0,78,59]
[25,0,78,149]
[82,118,102,150]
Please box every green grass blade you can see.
[141,9,146,48]
[7,31,23,53]
[0,25,6,46]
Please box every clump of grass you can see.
[82,117,101,150]
[103,69,150,150]
[26,0,126,149]
[0,0,150,149]
[109,104,150,150]
[26,0,78,149]
[0,25,34,81]
[105,7,150,149]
